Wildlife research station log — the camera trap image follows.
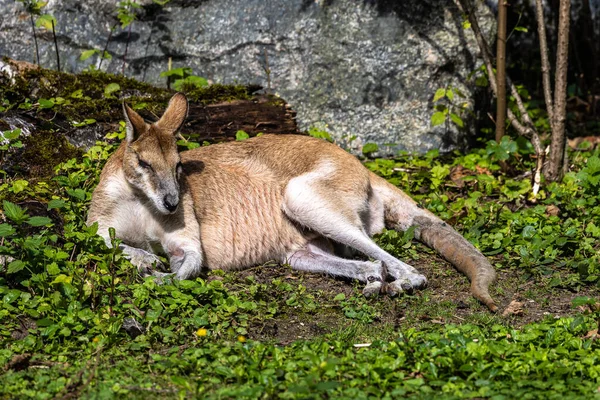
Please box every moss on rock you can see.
[0,63,259,181]
[18,130,82,178]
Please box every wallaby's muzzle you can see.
[163,193,179,213]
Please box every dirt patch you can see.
[226,251,600,345]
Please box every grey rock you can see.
[122,317,145,339]
[0,0,495,155]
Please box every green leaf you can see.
[70,89,84,98]
[446,89,455,101]
[572,296,596,307]
[35,14,56,30]
[475,75,489,87]
[7,260,26,274]
[52,274,72,284]
[38,98,54,109]
[72,118,96,128]
[522,225,536,239]
[431,112,446,127]
[514,26,528,32]
[11,179,29,194]
[80,49,97,61]
[333,293,346,301]
[585,222,600,238]
[60,327,71,337]
[450,113,464,128]
[160,67,192,79]
[432,88,446,102]
[67,188,87,201]
[235,130,250,141]
[3,200,28,223]
[183,75,208,88]
[47,199,66,210]
[0,223,16,237]
[2,128,21,140]
[307,127,333,142]
[104,83,121,98]
[362,143,379,155]
[46,262,61,276]
[26,216,53,227]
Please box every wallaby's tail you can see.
[412,215,498,312]
[370,172,498,312]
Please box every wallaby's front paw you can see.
[124,247,166,277]
[170,250,203,280]
[151,271,175,284]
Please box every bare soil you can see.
[228,250,600,345]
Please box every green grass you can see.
[2,79,600,398]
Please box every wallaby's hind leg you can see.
[282,164,427,293]
[286,239,385,297]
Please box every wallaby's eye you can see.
[138,158,152,171]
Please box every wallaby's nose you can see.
[163,194,179,212]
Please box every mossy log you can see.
[0,59,300,178]
[181,96,298,142]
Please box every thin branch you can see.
[459,0,497,92]
[507,75,535,128]
[99,23,117,71]
[535,0,554,129]
[262,48,272,93]
[141,19,156,81]
[51,19,60,72]
[29,13,40,65]
[122,22,132,76]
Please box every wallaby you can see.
[87,93,498,311]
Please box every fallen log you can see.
[181,95,299,143]
[0,58,300,178]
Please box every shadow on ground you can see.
[217,247,599,345]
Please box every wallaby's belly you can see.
[184,159,311,271]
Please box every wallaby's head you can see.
[121,93,188,215]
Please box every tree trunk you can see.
[495,0,507,142]
[546,0,570,182]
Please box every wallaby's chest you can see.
[101,174,168,250]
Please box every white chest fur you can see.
[102,172,165,249]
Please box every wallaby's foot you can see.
[387,273,428,297]
[383,260,428,296]
[362,277,383,297]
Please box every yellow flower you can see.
[92,337,100,343]
[237,335,246,343]
[196,328,208,337]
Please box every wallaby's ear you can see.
[123,102,147,143]
[156,93,188,135]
